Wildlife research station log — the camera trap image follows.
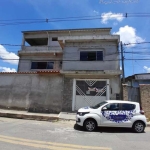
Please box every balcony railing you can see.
[20,46,62,53]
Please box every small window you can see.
[105,103,119,111]
[80,51,103,61]
[31,62,54,69]
[52,37,58,41]
[121,104,135,110]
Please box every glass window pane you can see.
[80,52,88,61]
[106,103,119,111]
[31,62,48,69]
[31,62,38,69]
[47,62,54,69]
[88,52,96,61]
[37,62,47,69]
[97,51,103,61]
[121,104,135,110]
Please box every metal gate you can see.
[74,79,109,110]
[128,87,140,103]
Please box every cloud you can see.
[0,45,19,65]
[143,66,150,73]
[101,12,124,24]
[113,25,145,46]
[93,10,99,15]
[0,66,16,72]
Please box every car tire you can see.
[132,121,145,133]
[83,119,97,132]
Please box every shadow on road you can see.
[74,124,134,133]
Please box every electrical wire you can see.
[0,13,150,26]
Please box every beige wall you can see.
[139,84,150,119]
[122,84,128,101]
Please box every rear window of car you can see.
[120,103,135,110]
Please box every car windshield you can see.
[90,101,108,109]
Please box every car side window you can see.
[104,103,119,111]
[121,103,135,110]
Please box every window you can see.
[52,37,58,41]
[25,38,48,46]
[80,51,103,61]
[31,62,54,69]
[121,103,135,110]
[91,101,108,109]
[105,103,119,111]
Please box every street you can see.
[0,117,150,150]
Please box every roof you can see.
[22,27,112,33]
[125,73,150,81]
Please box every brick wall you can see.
[122,84,128,101]
[139,84,150,119]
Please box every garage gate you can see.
[72,79,109,111]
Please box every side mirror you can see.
[102,107,107,111]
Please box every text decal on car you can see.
[102,110,135,123]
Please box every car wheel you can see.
[84,119,97,132]
[133,121,145,133]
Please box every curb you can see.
[0,112,150,126]
[58,118,76,121]
[0,112,59,122]
[147,124,150,127]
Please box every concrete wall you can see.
[18,54,62,72]
[0,74,63,113]
[63,41,119,71]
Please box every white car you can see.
[76,100,147,133]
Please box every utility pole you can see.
[121,41,125,83]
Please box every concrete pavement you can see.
[0,117,150,150]
[0,109,150,126]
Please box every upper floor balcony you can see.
[19,37,64,55]
[19,45,63,54]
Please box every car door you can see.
[101,103,121,127]
[118,103,136,127]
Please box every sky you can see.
[0,0,150,77]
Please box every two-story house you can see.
[18,28,121,112]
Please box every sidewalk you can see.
[0,109,59,121]
[0,109,150,127]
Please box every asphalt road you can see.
[0,117,149,150]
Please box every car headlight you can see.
[77,112,89,116]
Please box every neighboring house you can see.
[17,28,121,112]
[123,73,150,118]
[123,73,150,102]
[125,73,150,87]
[124,73,150,102]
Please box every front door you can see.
[101,103,121,127]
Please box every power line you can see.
[1,13,150,26]
[124,42,150,46]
